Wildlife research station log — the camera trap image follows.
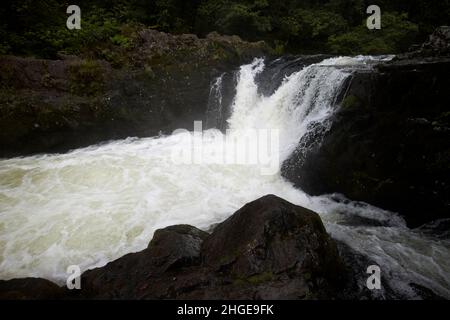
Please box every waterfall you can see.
[205,73,225,130]
[0,56,449,299]
[227,57,354,162]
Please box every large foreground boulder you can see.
[78,195,345,299]
[202,195,343,287]
[0,195,346,299]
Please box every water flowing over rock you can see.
[283,61,450,227]
[1,28,449,299]
[282,28,450,227]
[0,29,271,157]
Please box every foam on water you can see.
[0,56,449,298]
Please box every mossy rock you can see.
[68,60,106,96]
[341,94,362,110]
[232,272,274,287]
[0,63,16,88]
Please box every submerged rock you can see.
[79,224,209,299]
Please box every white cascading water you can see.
[205,73,224,129]
[0,57,449,298]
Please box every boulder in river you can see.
[0,195,342,299]
[78,195,346,299]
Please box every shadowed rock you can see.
[79,224,208,299]
[0,278,64,300]
[0,29,271,157]
[202,195,344,282]
[282,27,450,227]
[78,195,346,299]
[0,195,345,299]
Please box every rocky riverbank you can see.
[282,27,450,227]
[0,30,271,157]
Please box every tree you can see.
[328,12,419,54]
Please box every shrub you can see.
[328,12,419,55]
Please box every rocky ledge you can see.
[282,27,450,227]
[0,30,271,157]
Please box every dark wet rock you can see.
[0,278,64,300]
[147,225,209,273]
[202,195,344,283]
[76,195,346,299]
[79,224,208,299]
[335,214,392,228]
[334,241,397,300]
[282,41,450,227]
[396,26,450,60]
[335,241,444,300]
[281,27,450,227]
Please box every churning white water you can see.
[0,56,449,298]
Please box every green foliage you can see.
[0,1,140,59]
[68,60,105,95]
[0,0,447,57]
[328,12,419,55]
[152,0,197,33]
[278,9,348,51]
[282,10,347,39]
[198,0,272,40]
[110,34,133,48]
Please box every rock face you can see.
[398,26,450,59]
[0,30,271,157]
[202,195,343,285]
[0,195,347,300]
[282,29,450,227]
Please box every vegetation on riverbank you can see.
[1,0,449,58]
